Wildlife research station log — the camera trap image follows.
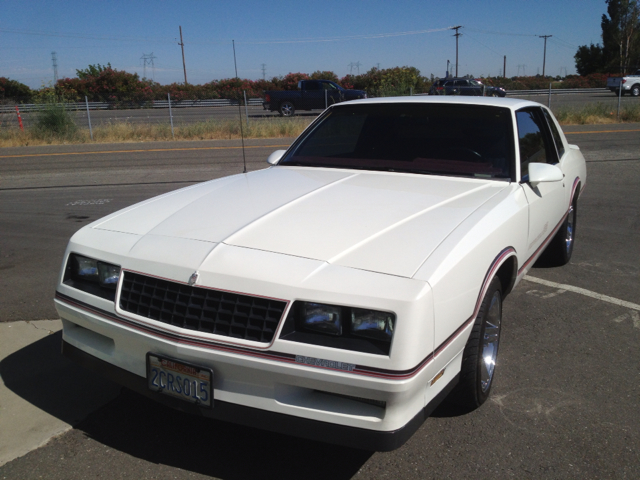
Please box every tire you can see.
[449,277,502,410]
[542,195,578,266]
[631,84,640,97]
[279,101,295,117]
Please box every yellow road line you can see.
[0,144,291,159]
[564,129,640,134]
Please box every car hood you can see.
[92,167,508,278]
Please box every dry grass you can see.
[0,118,313,147]
[553,102,640,125]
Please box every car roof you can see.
[336,95,541,111]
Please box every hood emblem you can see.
[188,271,199,286]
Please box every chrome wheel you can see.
[565,205,575,255]
[480,290,502,393]
[280,101,295,117]
[448,276,503,409]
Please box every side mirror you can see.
[266,150,286,165]
[528,162,563,187]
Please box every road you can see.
[0,127,639,479]
[6,91,638,130]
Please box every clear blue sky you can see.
[2,0,607,89]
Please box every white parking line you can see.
[524,275,640,311]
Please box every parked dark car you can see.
[429,78,506,97]
[263,80,367,116]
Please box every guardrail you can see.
[0,89,616,114]
[0,98,264,113]
[505,88,609,96]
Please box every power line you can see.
[465,27,538,38]
[0,26,453,46]
[463,32,503,57]
[1,28,173,44]
[236,27,452,45]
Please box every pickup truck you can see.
[606,70,640,96]
[263,80,367,116]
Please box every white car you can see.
[55,96,586,451]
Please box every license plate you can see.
[147,353,213,408]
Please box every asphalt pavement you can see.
[0,126,639,478]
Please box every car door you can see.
[516,107,567,262]
[301,81,323,109]
[455,79,474,96]
[322,82,342,106]
[443,80,457,95]
[453,80,468,95]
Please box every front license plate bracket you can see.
[146,353,213,408]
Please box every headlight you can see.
[351,308,394,342]
[302,303,342,336]
[280,301,396,355]
[98,262,121,286]
[63,253,121,301]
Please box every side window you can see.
[516,109,552,179]
[305,81,321,91]
[543,109,565,159]
[322,82,338,91]
[454,80,467,87]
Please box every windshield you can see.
[280,103,514,180]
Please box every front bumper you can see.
[55,289,457,451]
[63,339,457,451]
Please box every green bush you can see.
[340,67,431,96]
[34,102,77,139]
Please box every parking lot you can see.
[0,125,639,478]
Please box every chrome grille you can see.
[119,271,287,343]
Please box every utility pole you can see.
[539,35,552,77]
[450,25,462,77]
[51,51,59,83]
[261,63,267,80]
[503,55,506,78]
[178,26,188,85]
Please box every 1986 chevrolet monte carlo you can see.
[55,96,586,451]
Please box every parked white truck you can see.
[607,70,640,96]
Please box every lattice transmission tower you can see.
[140,53,157,80]
[51,51,59,83]
[348,62,361,74]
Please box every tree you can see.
[574,43,605,75]
[76,63,112,80]
[0,77,32,101]
[575,1,640,74]
[601,0,640,73]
